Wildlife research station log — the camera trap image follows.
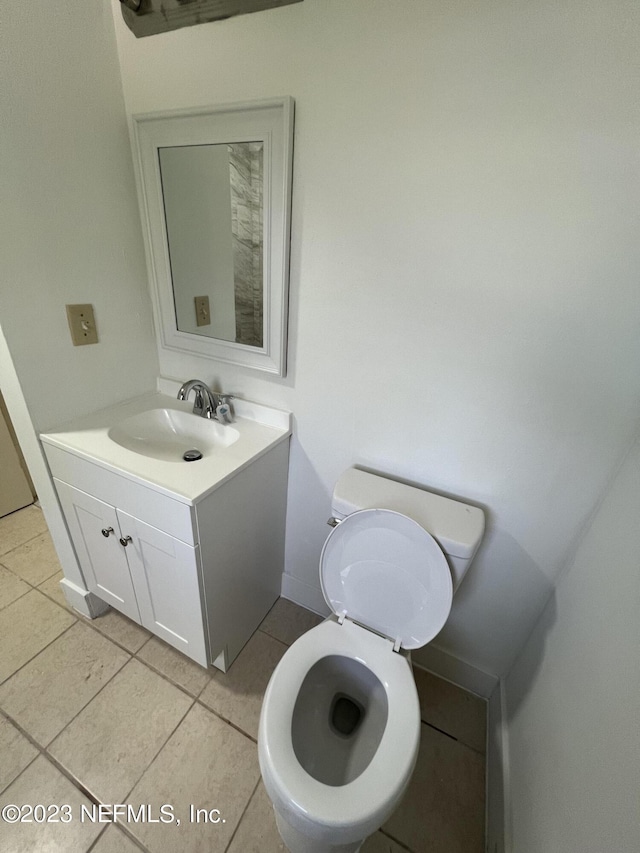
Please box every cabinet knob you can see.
[101,527,114,538]
[119,535,133,547]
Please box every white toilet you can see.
[258,468,485,853]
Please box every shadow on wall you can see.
[282,436,338,602]
[428,516,558,682]
[503,589,558,721]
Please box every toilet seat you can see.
[320,508,453,649]
[258,618,421,844]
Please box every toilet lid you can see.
[320,509,453,650]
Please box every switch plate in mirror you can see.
[194,295,211,327]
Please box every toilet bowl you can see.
[258,468,485,853]
[259,618,420,852]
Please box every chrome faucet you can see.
[177,380,219,419]
[177,380,234,421]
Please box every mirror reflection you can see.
[159,142,264,348]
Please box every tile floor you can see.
[0,505,486,852]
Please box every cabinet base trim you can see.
[212,647,228,673]
[60,578,109,619]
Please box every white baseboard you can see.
[59,578,109,619]
[281,573,330,617]
[412,643,498,699]
[486,678,510,853]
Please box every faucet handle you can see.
[214,394,235,424]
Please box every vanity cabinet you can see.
[54,480,207,665]
[43,434,289,672]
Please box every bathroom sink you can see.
[107,408,240,462]
[40,390,291,504]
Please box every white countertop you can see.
[40,391,291,505]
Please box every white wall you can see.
[110,0,640,679]
[0,1,158,591]
[504,434,640,852]
[0,0,158,433]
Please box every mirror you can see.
[159,142,264,347]
[132,98,293,375]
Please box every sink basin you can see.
[107,408,240,462]
[41,390,291,504]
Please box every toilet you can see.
[258,468,485,853]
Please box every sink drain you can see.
[183,449,203,462]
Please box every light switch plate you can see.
[66,304,98,346]
[194,295,211,327]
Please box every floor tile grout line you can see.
[422,720,460,742]
[42,749,111,809]
[421,719,487,756]
[35,569,65,589]
[195,696,258,745]
[35,587,154,660]
[124,639,260,744]
[379,826,415,852]
[130,645,216,706]
[0,704,107,810]
[0,708,41,797]
[45,653,183,769]
[0,616,78,689]
[86,823,151,853]
[134,644,211,700]
[43,651,132,751]
[0,530,59,589]
[111,814,158,852]
[257,624,295,646]
[222,775,261,853]
[0,641,131,768]
[0,585,31,613]
[109,694,197,847]
[84,825,110,853]
[0,528,50,563]
[0,557,60,590]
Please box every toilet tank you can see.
[331,468,485,591]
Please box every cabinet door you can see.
[117,510,208,667]
[54,480,141,623]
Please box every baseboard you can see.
[486,678,510,853]
[412,643,498,699]
[281,573,330,617]
[59,578,109,619]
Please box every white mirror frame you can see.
[132,97,294,376]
